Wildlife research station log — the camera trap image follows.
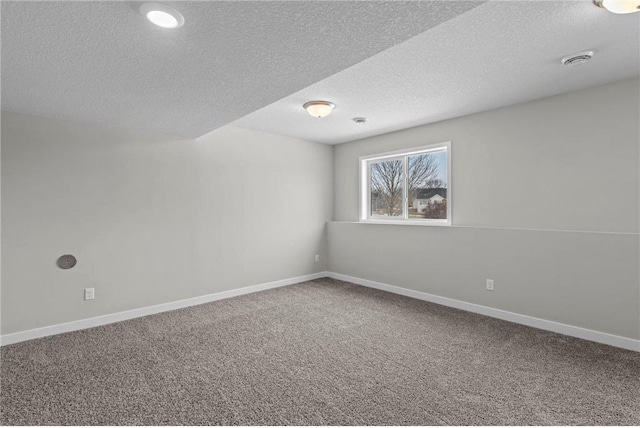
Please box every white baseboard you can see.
[327,272,640,352]
[4,270,638,352]
[0,271,329,346]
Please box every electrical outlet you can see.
[486,279,494,291]
[84,288,95,300]
[314,254,320,263]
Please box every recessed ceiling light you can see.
[140,3,185,29]
[303,101,335,118]
[353,117,368,125]
[593,0,640,14]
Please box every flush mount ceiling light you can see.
[140,2,185,29]
[303,101,335,118]
[593,0,640,14]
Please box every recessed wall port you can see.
[84,288,95,300]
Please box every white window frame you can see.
[359,141,451,226]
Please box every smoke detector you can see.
[561,51,594,67]
[353,117,368,125]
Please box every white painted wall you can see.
[1,112,333,335]
[330,78,640,340]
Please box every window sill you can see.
[358,219,451,227]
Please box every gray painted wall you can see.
[1,112,333,334]
[330,78,640,340]
[2,78,638,341]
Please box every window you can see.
[360,142,451,225]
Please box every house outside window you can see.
[359,142,451,225]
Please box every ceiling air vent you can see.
[561,51,594,67]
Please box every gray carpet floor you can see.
[1,278,639,425]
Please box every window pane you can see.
[370,159,404,217]
[407,150,447,220]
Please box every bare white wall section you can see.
[1,113,333,335]
[330,78,640,341]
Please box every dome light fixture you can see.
[140,2,185,29]
[303,101,335,118]
[593,0,640,14]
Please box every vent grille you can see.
[562,51,594,67]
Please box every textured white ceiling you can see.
[233,0,640,144]
[1,1,482,138]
